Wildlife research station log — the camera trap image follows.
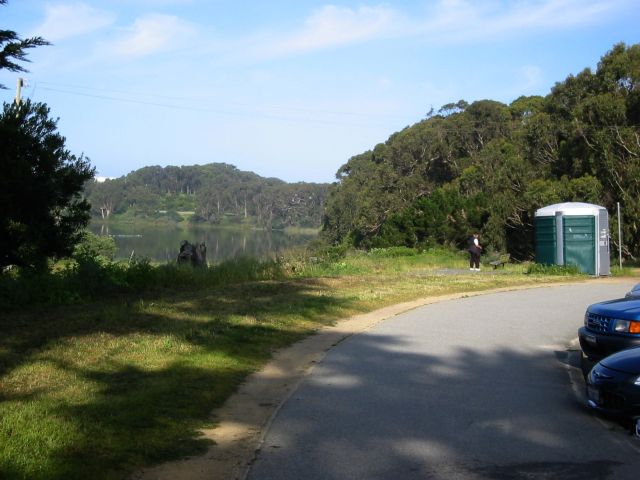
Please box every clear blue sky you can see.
[2,0,639,183]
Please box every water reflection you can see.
[89,223,317,263]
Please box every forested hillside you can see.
[322,43,640,260]
[85,163,328,229]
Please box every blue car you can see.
[586,346,640,423]
[626,283,640,299]
[579,287,640,361]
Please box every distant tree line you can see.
[322,43,640,260]
[84,163,329,229]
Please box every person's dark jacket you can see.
[467,236,481,254]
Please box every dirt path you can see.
[133,278,632,480]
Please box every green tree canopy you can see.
[322,43,640,260]
[85,163,328,229]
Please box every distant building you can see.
[95,176,116,183]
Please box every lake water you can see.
[89,222,318,263]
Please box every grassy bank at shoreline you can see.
[0,249,625,479]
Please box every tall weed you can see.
[368,246,418,258]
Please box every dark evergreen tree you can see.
[0,101,95,268]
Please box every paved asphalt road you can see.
[247,282,640,480]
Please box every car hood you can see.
[588,298,640,319]
[600,347,640,374]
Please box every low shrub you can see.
[610,265,635,277]
[73,232,117,262]
[368,246,418,258]
[525,263,583,275]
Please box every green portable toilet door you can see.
[563,216,595,274]
[535,216,557,264]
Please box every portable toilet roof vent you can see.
[534,202,604,217]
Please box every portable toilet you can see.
[534,202,610,276]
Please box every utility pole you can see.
[617,202,623,269]
[15,77,24,105]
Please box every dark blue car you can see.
[578,292,640,361]
[586,346,640,425]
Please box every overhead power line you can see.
[36,81,409,120]
[30,81,412,129]
[22,81,640,132]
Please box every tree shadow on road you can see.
[247,332,637,480]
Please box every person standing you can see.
[467,233,482,271]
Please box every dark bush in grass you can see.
[0,267,73,308]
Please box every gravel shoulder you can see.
[134,277,633,480]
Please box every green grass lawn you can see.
[0,249,608,479]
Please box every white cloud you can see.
[415,0,623,43]
[107,14,197,58]
[242,0,623,61]
[33,3,115,41]
[258,5,399,57]
[503,0,616,29]
[113,0,194,5]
